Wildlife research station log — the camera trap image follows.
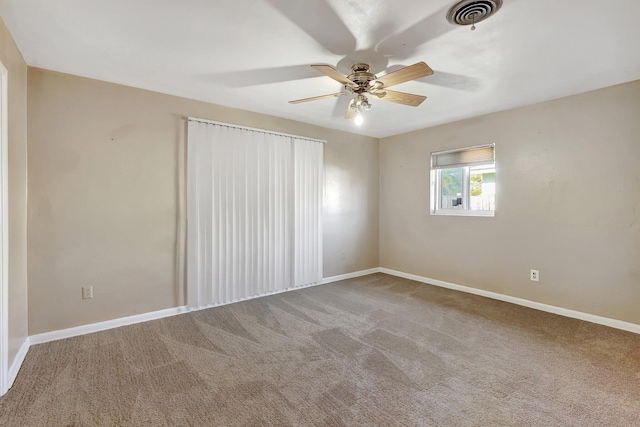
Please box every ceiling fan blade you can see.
[345,99,356,119]
[311,64,357,87]
[332,94,351,119]
[289,92,344,104]
[376,62,434,88]
[378,89,426,107]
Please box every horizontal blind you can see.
[431,144,494,169]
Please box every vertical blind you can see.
[187,119,323,309]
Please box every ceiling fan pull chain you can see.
[471,13,476,31]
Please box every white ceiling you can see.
[2,0,639,138]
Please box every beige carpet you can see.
[1,273,639,426]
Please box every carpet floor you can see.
[1,273,639,426]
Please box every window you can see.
[430,144,495,216]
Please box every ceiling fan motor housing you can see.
[347,63,377,93]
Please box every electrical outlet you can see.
[82,286,93,299]
[530,270,539,282]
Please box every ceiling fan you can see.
[289,62,434,121]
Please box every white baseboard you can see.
[190,268,381,311]
[7,337,30,389]
[189,279,328,311]
[1,267,380,396]
[29,306,189,345]
[321,268,381,285]
[1,266,636,398]
[28,268,382,347]
[379,268,640,335]
[23,266,639,353]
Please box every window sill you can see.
[431,210,495,217]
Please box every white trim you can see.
[321,268,381,284]
[10,266,636,388]
[431,143,495,157]
[26,268,381,346]
[187,117,326,144]
[29,306,189,345]
[186,279,328,312]
[431,210,495,217]
[7,338,29,389]
[0,60,8,396]
[379,268,640,335]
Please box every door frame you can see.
[0,59,9,396]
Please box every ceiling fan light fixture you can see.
[354,113,364,126]
[353,94,372,112]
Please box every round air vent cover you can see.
[446,0,503,26]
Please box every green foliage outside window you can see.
[442,168,462,196]
[470,173,482,196]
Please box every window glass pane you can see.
[440,167,463,209]
[469,166,495,211]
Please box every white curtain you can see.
[187,119,323,309]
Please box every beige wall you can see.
[380,80,640,325]
[23,62,640,335]
[0,18,28,368]
[27,68,379,334]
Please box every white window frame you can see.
[430,144,495,217]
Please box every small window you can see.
[430,144,495,216]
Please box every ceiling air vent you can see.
[446,0,503,27]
